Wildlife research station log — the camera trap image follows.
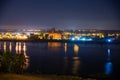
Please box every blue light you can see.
[88,38,92,41]
[107,48,111,61]
[81,38,86,41]
[108,48,110,53]
[77,38,80,40]
[79,37,93,41]
[107,39,112,42]
[105,62,112,75]
[71,38,75,41]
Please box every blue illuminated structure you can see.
[71,36,93,41]
[107,39,112,42]
[71,38,75,41]
[77,38,80,40]
[81,38,86,41]
[105,37,115,43]
[80,36,93,41]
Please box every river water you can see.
[0,41,120,79]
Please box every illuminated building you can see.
[48,33,62,40]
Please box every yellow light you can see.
[9,42,12,52]
[3,42,6,53]
[48,42,61,51]
[18,42,21,53]
[16,42,18,54]
[74,44,79,54]
[64,43,67,53]
[23,42,29,69]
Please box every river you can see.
[0,41,120,79]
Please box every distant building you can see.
[48,33,62,40]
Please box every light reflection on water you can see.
[9,42,12,52]
[18,42,22,54]
[64,43,67,53]
[48,42,61,51]
[63,43,80,75]
[74,44,79,54]
[3,42,6,53]
[105,48,113,75]
[2,42,29,70]
[16,42,19,53]
[0,42,119,78]
[72,44,80,74]
[23,42,29,69]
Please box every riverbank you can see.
[0,39,120,44]
[0,74,96,80]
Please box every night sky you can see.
[0,0,120,30]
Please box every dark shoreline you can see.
[0,39,120,44]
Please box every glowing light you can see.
[88,38,92,41]
[81,38,86,41]
[105,62,112,75]
[23,43,26,52]
[48,42,61,51]
[80,37,92,41]
[71,36,93,41]
[74,44,79,54]
[77,38,80,40]
[107,39,112,42]
[3,42,6,53]
[72,38,75,41]
[23,42,29,69]
[64,43,67,53]
[107,48,110,61]
[108,39,111,42]
[16,42,19,54]
[18,42,21,53]
[16,34,28,40]
[108,48,110,53]
[9,42,12,52]
[105,48,112,75]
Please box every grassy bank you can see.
[0,74,96,80]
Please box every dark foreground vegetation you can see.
[0,51,111,80]
[0,51,26,74]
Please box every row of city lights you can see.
[71,36,114,43]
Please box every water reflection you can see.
[48,42,61,51]
[23,43,26,53]
[63,43,68,74]
[15,42,22,54]
[16,42,19,54]
[63,44,80,74]
[2,42,29,70]
[3,42,6,53]
[23,42,29,69]
[72,59,80,74]
[72,44,80,74]
[74,44,79,54]
[64,43,67,53]
[18,42,22,54]
[9,42,12,52]
[64,43,68,59]
[105,48,113,75]
[73,44,79,60]
[63,56,68,74]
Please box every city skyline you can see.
[0,0,120,30]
